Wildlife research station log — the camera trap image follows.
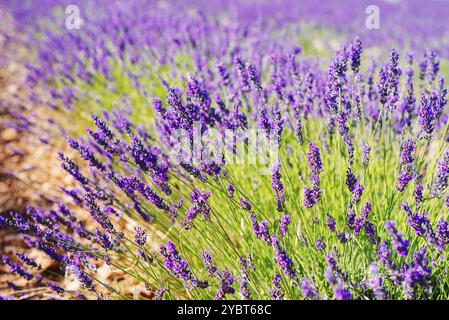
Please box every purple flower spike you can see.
[345,167,357,192]
[2,256,33,281]
[226,183,235,198]
[272,235,297,280]
[134,227,147,246]
[334,287,352,300]
[400,138,415,166]
[215,269,235,300]
[271,162,285,212]
[67,262,95,291]
[301,278,320,300]
[325,268,351,300]
[269,274,283,300]
[402,247,432,299]
[250,214,272,245]
[279,215,291,237]
[431,149,449,198]
[202,251,217,277]
[185,189,211,223]
[306,142,323,175]
[349,37,363,74]
[362,144,371,166]
[315,238,327,252]
[326,213,336,232]
[153,287,167,300]
[377,49,401,110]
[239,197,252,211]
[414,183,424,207]
[385,221,409,257]
[237,276,252,300]
[303,186,318,208]
[158,241,207,290]
[418,93,436,140]
[351,183,364,205]
[15,252,41,270]
[435,218,449,252]
[369,263,387,300]
[396,168,413,192]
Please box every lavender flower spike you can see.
[431,149,449,198]
[369,262,387,300]
[272,235,297,281]
[202,251,217,277]
[271,161,285,212]
[400,138,415,166]
[269,274,283,300]
[279,215,291,237]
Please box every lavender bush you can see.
[1,0,449,300]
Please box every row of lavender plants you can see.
[1,0,449,300]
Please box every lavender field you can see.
[1,0,449,301]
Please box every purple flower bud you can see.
[362,143,371,166]
[202,251,217,277]
[95,228,113,250]
[216,62,231,87]
[325,47,349,114]
[153,287,167,300]
[402,247,432,299]
[246,63,262,92]
[414,183,424,207]
[250,214,272,245]
[377,49,401,110]
[334,287,352,300]
[134,227,147,246]
[385,221,409,257]
[325,268,351,300]
[2,256,33,281]
[48,281,65,294]
[315,238,326,252]
[185,189,211,223]
[158,241,207,290]
[400,138,415,166]
[303,186,318,208]
[272,235,297,280]
[326,213,336,232]
[58,152,88,185]
[396,168,413,192]
[239,197,252,211]
[15,252,40,270]
[306,142,323,175]
[279,215,291,237]
[301,278,320,300]
[418,93,436,140]
[345,167,358,192]
[349,37,362,74]
[435,218,449,252]
[271,162,285,212]
[226,183,235,198]
[67,262,95,291]
[234,57,250,93]
[269,274,283,300]
[215,269,235,300]
[431,149,449,198]
[351,183,364,205]
[369,262,387,300]
[237,276,252,300]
